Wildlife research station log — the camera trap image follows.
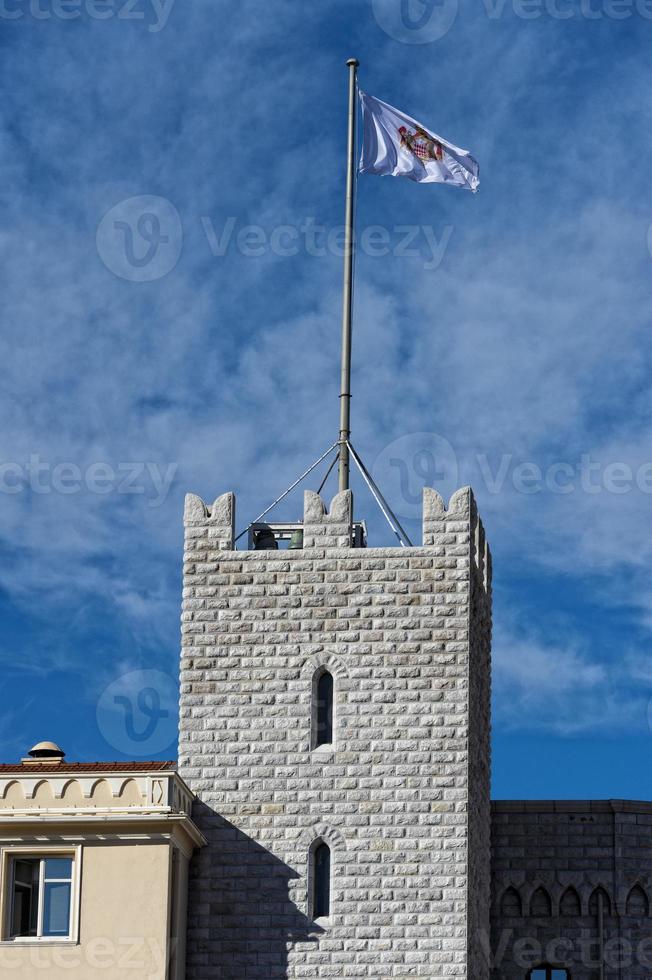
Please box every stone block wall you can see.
[178,485,492,979]
[491,800,652,978]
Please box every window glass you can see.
[316,672,334,746]
[528,970,569,980]
[44,858,72,880]
[9,855,74,939]
[313,842,331,918]
[42,882,72,937]
[11,859,39,938]
[14,859,39,887]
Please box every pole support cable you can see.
[234,442,339,543]
[316,450,339,496]
[346,441,413,548]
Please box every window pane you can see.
[530,972,547,979]
[12,884,36,937]
[11,860,39,937]
[313,842,331,918]
[14,859,39,887]
[42,882,71,937]
[316,672,333,746]
[551,972,569,979]
[44,858,73,880]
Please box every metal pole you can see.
[338,57,359,492]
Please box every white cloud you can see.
[0,0,651,743]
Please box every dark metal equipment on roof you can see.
[249,521,367,551]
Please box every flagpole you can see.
[338,57,359,493]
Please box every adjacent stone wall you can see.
[179,486,492,979]
[468,496,493,977]
[491,801,652,979]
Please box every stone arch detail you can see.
[302,654,348,752]
[522,881,546,914]
[301,652,350,681]
[90,778,114,803]
[499,885,523,917]
[560,885,581,916]
[626,883,650,917]
[589,885,612,917]
[118,778,143,805]
[301,823,346,921]
[61,779,85,805]
[300,822,346,854]
[33,780,55,803]
[0,780,24,806]
[529,885,553,917]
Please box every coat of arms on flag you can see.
[398,126,444,163]
[358,90,480,193]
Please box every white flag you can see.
[359,91,480,193]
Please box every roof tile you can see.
[0,761,177,774]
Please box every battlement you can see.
[183,485,491,591]
[179,481,493,980]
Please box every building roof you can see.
[492,799,652,813]
[0,760,177,775]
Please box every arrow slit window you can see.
[312,669,334,749]
[312,842,331,920]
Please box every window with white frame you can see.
[527,968,570,980]
[7,855,75,940]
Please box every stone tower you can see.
[178,484,492,979]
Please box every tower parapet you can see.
[302,488,353,548]
[179,486,492,979]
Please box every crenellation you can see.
[179,485,491,978]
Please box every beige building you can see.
[0,742,204,979]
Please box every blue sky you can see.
[1,0,651,799]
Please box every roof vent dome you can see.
[27,741,66,761]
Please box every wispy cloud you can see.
[0,0,651,766]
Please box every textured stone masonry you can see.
[491,800,652,979]
[179,486,492,979]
